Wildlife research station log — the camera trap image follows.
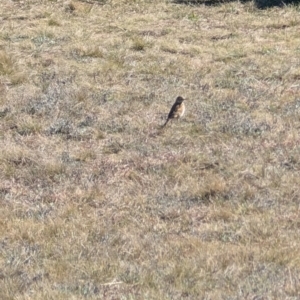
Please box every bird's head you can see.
[175,96,184,104]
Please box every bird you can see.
[162,96,186,127]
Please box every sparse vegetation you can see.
[1,0,300,299]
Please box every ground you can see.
[1,0,300,299]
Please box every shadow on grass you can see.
[173,0,249,6]
[172,0,300,8]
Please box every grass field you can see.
[1,0,300,299]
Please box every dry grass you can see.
[1,0,300,298]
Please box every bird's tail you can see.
[162,118,169,128]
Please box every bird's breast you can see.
[179,103,185,117]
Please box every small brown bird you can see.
[162,96,186,127]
